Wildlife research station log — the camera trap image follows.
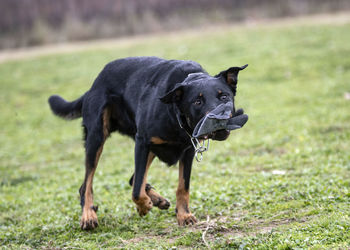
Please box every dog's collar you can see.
[176,113,209,162]
[176,113,191,135]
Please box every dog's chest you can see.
[150,143,189,166]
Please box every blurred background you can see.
[1,0,350,49]
[1,0,350,248]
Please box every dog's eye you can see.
[194,99,202,106]
[220,94,228,101]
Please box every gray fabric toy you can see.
[192,102,248,138]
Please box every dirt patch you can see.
[192,213,316,247]
[217,215,314,238]
[110,213,315,247]
[120,234,176,246]
[319,125,350,134]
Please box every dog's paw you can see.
[177,213,197,226]
[154,197,170,210]
[146,187,170,210]
[135,196,153,216]
[80,207,98,230]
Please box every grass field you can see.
[1,17,350,249]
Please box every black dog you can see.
[48,56,248,229]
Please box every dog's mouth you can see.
[198,129,230,141]
[192,102,248,140]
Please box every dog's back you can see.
[49,56,204,138]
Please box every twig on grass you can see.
[202,215,211,249]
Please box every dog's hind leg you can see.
[79,107,110,230]
[131,136,155,216]
[129,174,170,210]
[176,147,197,226]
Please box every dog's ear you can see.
[159,83,184,104]
[216,64,248,94]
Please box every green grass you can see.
[1,20,350,249]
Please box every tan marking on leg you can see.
[176,162,197,226]
[80,164,98,230]
[102,107,111,140]
[132,152,155,216]
[80,108,110,230]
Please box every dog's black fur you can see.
[48,56,247,229]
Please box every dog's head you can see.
[160,64,248,141]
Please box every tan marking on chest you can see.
[150,137,169,144]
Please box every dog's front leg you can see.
[132,135,154,216]
[176,147,197,226]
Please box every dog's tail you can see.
[48,94,84,120]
